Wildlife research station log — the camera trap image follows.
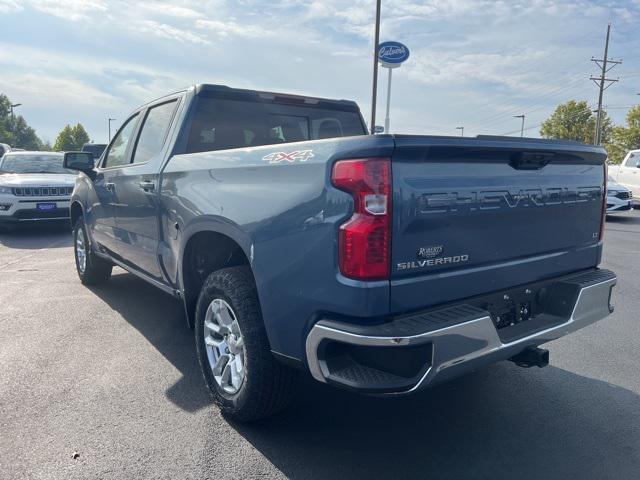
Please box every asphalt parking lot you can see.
[1,213,639,480]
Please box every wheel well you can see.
[70,202,83,227]
[182,231,251,328]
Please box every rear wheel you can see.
[195,266,296,422]
[73,218,112,285]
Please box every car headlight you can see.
[0,186,12,195]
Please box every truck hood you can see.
[0,173,77,187]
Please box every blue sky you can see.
[1,0,639,144]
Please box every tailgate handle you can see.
[510,152,554,170]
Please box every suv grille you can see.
[12,186,73,197]
[615,191,631,200]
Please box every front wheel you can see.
[195,266,296,422]
[73,218,112,285]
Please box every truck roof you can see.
[139,84,360,111]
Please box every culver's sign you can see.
[378,41,410,67]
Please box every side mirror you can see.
[64,152,94,172]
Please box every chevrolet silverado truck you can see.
[63,84,617,421]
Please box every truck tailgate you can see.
[390,136,606,313]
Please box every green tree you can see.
[0,93,43,150]
[53,123,90,151]
[540,100,612,144]
[604,105,640,164]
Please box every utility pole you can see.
[370,0,381,133]
[456,126,464,137]
[108,118,116,142]
[514,115,525,137]
[590,24,621,145]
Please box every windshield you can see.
[0,154,72,174]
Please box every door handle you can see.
[105,182,115,192]
[138,180,156,192]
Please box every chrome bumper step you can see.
[305,269,617,394]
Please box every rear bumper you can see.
[305,269,617,394]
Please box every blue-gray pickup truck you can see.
[64,84,617,421]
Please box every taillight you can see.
[600,163,607,240]
[332,158,391,280]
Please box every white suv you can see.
[0,151,76,230]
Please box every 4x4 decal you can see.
[262,150,314,164]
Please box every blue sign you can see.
[378,41,410,66]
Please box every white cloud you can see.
[28,0,107,21]
[195,18,272,38]
[138,2,204,19]
[0,72,119,110]
[137,20,211,44]
[0,0,22,14]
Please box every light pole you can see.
[9,103,21,132]
[514,114,525,137]
[9,103,21,117]
[108,118,116,142]
[456,126,464,137]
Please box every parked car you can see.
[0,143,11,159]
[63,84,617,422]
[606,175,633,213]
[611,149,640,207]
[0,151,75,230]
[81,143,107,162]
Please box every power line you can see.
[466,76,592,131]
[466,76,584,127]
[462,45,598,122]
[497,104,595,136]
[590,23,621,145]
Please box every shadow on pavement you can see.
[606,210,640,224]
[88,271,213,413]
[0,223,72,249]
[86,270,640,479]
[231,366,640,479]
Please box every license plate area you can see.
[483,287,544,330]
[36,202,57,212]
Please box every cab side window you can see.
[131,100,179,164]
[103,114,139,168]
[625,154,638,168]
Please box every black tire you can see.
[73,218,112,285]
[195,266,296,422]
